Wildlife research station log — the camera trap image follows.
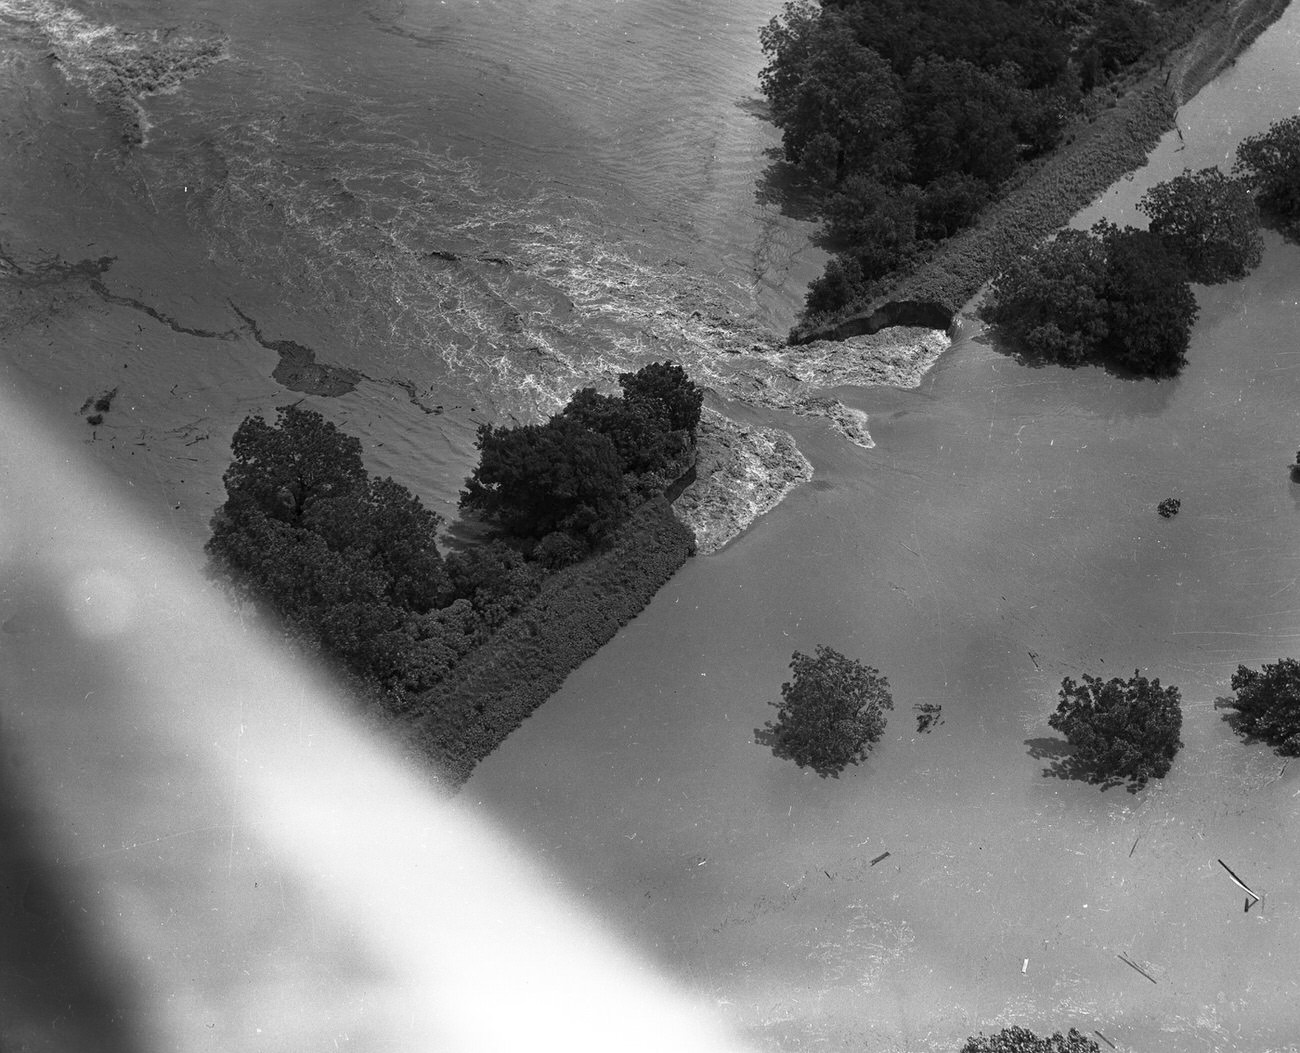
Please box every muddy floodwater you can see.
[0,0,833,541]
[467,7,1300,1051]
[3,0,1300,1048]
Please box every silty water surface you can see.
[1,0,854,533]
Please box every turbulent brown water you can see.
[0,0,872,538]
[5,0,1300,1050]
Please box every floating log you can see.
[1218,858,1259,901]
[1117,953,1158,984]
[870,851,891,866]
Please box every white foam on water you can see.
[194,105,950,451]
[0,0,228,145]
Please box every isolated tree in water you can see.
[1137,167,1262,284]
[1049,670,1183,787]
[762,645,893,775]
[1217,657,1300,756]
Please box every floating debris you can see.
[914,702,944,733]
[1218,858,1259,908]
[1093,1030,1117,1050]
[80,386,118,427]
[1116,952,1158,984]
[1157,497,1181,518]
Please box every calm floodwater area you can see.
[465,10,1300,1053]
[3,0,1300,1050]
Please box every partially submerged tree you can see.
[986,220,1198,376]
[1048,670,1183,787]
[985,227,1110,365]
[763,645,893,774]
[962,1026,1100,1053]
[1233,115,1300,233]
[461,417,630,546]
[206,405,461,694]
[1218,657,1300,755]
[759,4,905,186]
[1137,167,1262,283]
[1077,0,1160,91]
[617,360,705,439]
[1094,221,1199,377]
[461,360,701,560]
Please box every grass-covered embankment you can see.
[408,495,696,788]
[790,0,1292,344]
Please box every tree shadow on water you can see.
[978,319,1181,423]
[754,723,856,779]
[1024,736,1137,793]
[752,147,825,226]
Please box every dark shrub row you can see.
[461,362,703,566]
[791,82,1177,341]
[788,0,1292,342]
[410,496,696,787]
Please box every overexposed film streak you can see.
[0,383,754,1053]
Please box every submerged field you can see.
[466,9,1300,1050]
[3,0,1300,1047]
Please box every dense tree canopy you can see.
[915,171,990,241]
[462,360,701,562]
[1218,658,1300,755]
[560,388,675,478]
[986,220,1198,376]
[1048,670,1183,787]
[617,360,705,438]
[985,227,1110,365]
[210,365,703,703]
[758,0,1179,319]
[1137,167,1263,283]
[903,56,1037,187]
[461,417,630,545]
[763,645,893,774]
[209,405,447,613]
[822,176,919,266]
[207,405,457,694]
[1078,0,1159,91]
[1095,222,1199,376]
[207,405,546,698]
[1233,115,1300,233]
[218,402,370,527]
[821,0,1071,90]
